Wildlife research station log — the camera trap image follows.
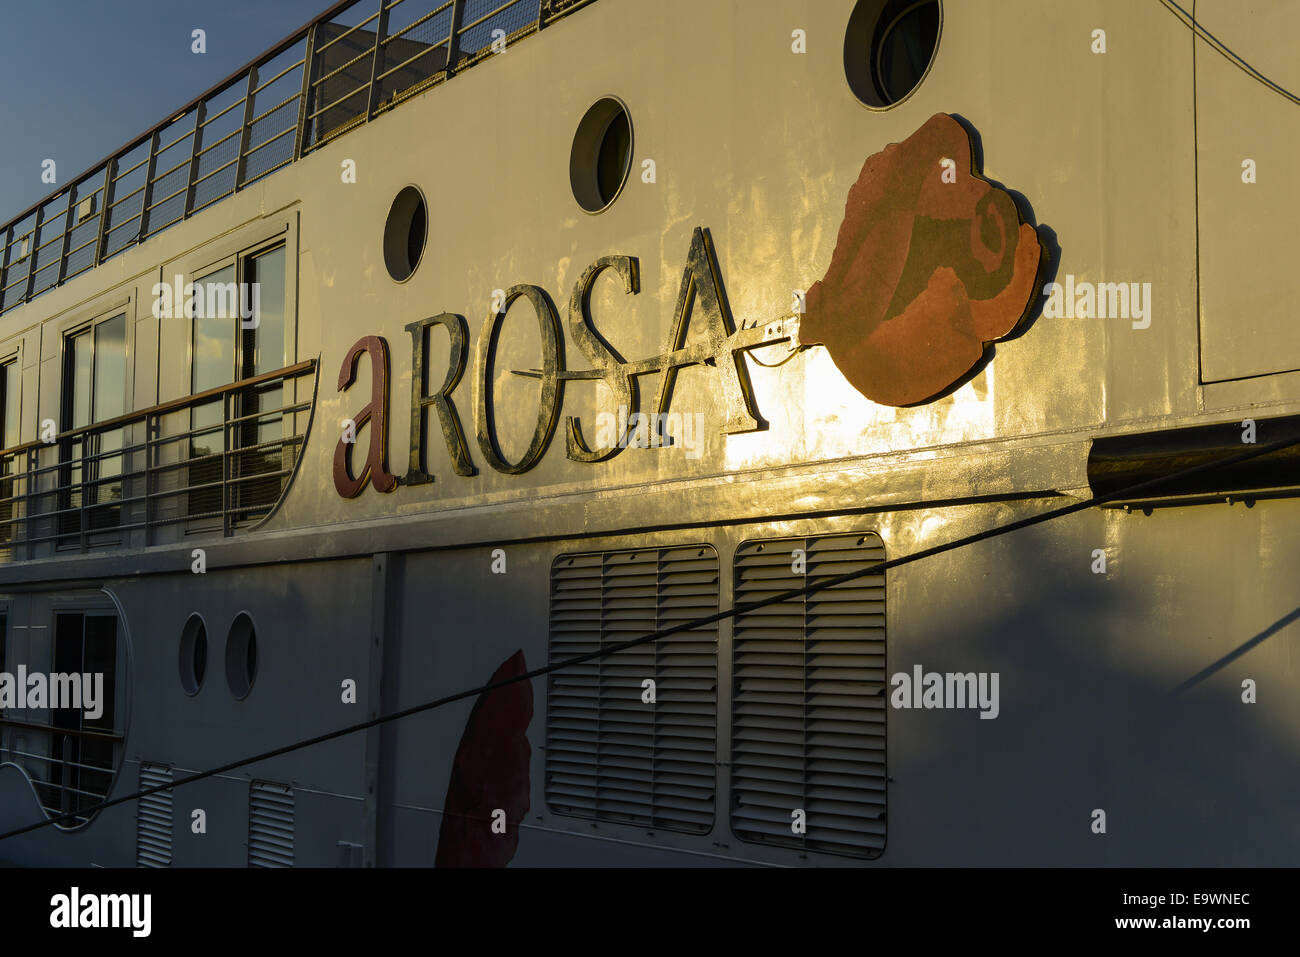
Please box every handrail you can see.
[0,717,124,745]
[0,359,316,459]
[0,358,318,557]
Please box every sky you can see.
[0,0,328,225]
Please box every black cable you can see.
[1157,0,1300,108]
[2,422,1298,843]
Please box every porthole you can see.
[844,0,941,109]
[179,614,208,696]
[569,97,633,213]
[226,612,258,700]
[383,185,427,282]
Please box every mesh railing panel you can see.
[0,0,600,315]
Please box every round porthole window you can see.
[179,614,208,696]
[569,97,633,213]
[226,611,258,700]
[844,0,941,109]
[384,185,428,282]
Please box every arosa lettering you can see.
[334,227,792,497]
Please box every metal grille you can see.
[136,763,174,867]
[248,780,295,867]
[546,545,718,834]
[731,533,887,858]
[455,0,539,69]
[0,0,602,315]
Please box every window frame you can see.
[0,342,23,451]
[160,215,296,407]
[54,303,134,549]
[0,347,23,551]
[183,236,292,532]
[187,236,290,391]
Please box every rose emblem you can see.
[435,650,533,867]
[802,113,1044,407]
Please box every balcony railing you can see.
[0,0,599,315]
[0,717,123,829]
[0,360,317,563]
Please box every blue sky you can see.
[0,0,327,225]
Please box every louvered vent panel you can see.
[248,780,295,867]
[731,533,887,858]
[136,763,173,867]
[546,545,718,833]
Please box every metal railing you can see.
[0,360,317,562]
[0,717,123,828]
[0,0,599,315]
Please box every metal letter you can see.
[475,285,565,474]
[566,255,638,463]
[404,313,476,484]
[654,227,765,435]
[334,335,398,498]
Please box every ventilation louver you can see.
[546,545,718,833]
[136,763,173,867]
[731,533,887,858]
[248,780,295,867]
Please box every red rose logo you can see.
[435,650,533,867]
[802,112,1044,407]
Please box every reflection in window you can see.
[0,360,20,548]
[238,245,286,523]
[59,314,127,545]
[188,264,237,526]
[187,245,287,530]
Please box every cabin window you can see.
[844,0,941,109]
[187,243,287,529]
[50,611,119,826]
[545,545,717,834]
[569,98,633,213]
[383,186,427,282]
[58,313,127,546]
[225,611,258,700]
[0,357,20,548]
[0,610,7,707]
[0,609,122,828]
[179,613,208,696]
[730,532,887,858]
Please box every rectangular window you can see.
[58,314,127,546]
[50,611,119,822]
[0,358,19,449]
[731,533,887,858]
[187,244,287,530]
[546,545,718,834]
[0,358,20,548]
